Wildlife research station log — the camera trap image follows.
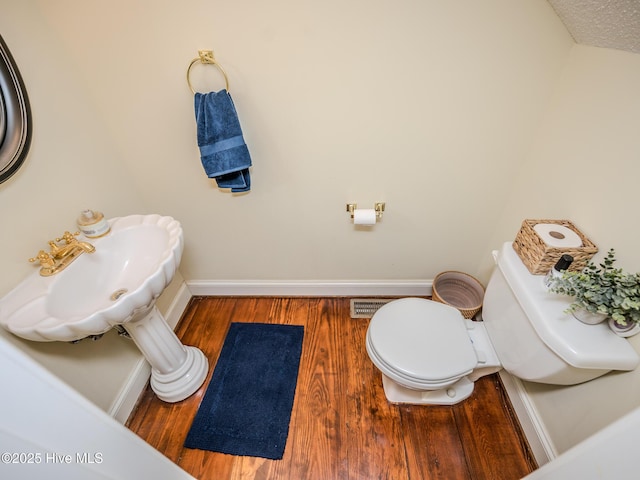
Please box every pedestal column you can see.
[123,306,208,403]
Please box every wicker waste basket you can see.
[432,271,485,319]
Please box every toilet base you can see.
[381,374,475,406]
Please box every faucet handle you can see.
[55,231,80,244]
[29,250,55,268]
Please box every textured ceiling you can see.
[548,0,640,54]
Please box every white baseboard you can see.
[164,283,194,330]
[186,280,433,297]
[109,358,151,425]
[499,371,557,466]
[108,282,193,423]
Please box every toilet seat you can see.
[366,298,478,390]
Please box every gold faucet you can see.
[29,231,95,276]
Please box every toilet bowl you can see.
[366,298,501,405]
[366,242,640,406]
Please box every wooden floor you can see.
[127,297,537,480]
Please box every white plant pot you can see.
[608,318,640,338]
[572,309,608,325]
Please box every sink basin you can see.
[0,214,208,403]
[0,214,182,341]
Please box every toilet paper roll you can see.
[533,223,583,248]
[353,209,377,226]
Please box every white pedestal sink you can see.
[0,214,208,403]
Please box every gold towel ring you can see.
[186,50,230,94]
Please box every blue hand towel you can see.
[194,90,252,192]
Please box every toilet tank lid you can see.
[496,243,639,371]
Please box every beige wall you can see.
[494,45,640,454]
[2,0,637,455]
[0,3,154,413]
[32,0,572,283]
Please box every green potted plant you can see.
[548,249,640,327]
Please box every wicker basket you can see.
[432,271,485,319]
[512,219,597,275]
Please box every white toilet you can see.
[366,242,640,405]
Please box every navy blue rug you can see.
[184,322,304,460]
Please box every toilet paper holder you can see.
[346,202,385,219]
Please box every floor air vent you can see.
[350,299,394,319]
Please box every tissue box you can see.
[512,219,598,275]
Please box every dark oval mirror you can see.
[0,35,32,184]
